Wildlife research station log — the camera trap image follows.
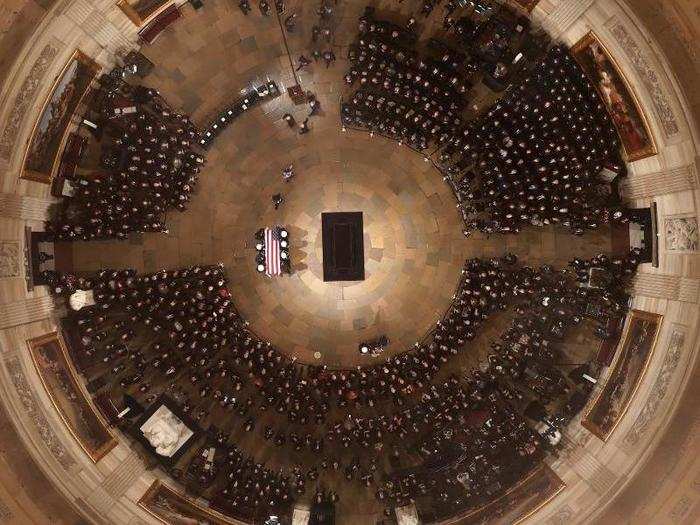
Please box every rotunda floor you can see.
[55,1,625,520]
[66,0,612,368]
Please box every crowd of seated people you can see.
[342,10,468,150]
[341,11,629,236]
[382,402,543,519]
[371,250,641,519]
[43,247,640,519]
[46,73,204,241]
[442,44,627,235]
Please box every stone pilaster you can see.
[100,452,147,500]
[632,273,700,303]
[0,193,55,222]
[0,296,55,330]
[62,0,136,53]
[621,162,698,200]
[540,0,596,38]
[559,433,618,495]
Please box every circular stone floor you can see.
[220,128,469,366]
[67,0,612,369]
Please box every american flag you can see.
[264,228,282,276]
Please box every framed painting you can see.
[448,463,565,525]
[139,480,237,525]
[571,32,657,162]
[22,50,100,184]
[27,332,117,462]
[117,0,171,27]
[582,309,663,441]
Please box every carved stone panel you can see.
[0,241,20,278]
[5,358,75,470]
[664,216,699,252]
[606,18,680,139]
[547,504,574,525]
[625,326,685,445]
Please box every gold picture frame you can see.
[509,0,540,13]
[21,49,101,184]
[117,0,173,27]
[571,31,657,162]
[138,480,238,524]
[27,332,117,462]
[440,463,565,525]
[582,309,663,441]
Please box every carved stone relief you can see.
[0,241,20,278]
[547,504,574,525]
[5,358,75,470]
[0,42,61,161]
[664,216,699,252]
[625,326,685,445]
[606,18,680,139]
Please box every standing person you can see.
[282,164,294,182]
[299,118,310,134]
[282,113,296,128]
[322,50,336,68]
[308,97,321,116]
[238,0,251,14]
[296,55,311,71]
[284,13,297,32]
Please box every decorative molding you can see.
[625,326,685,445]
[0,193,56,221]
[0,296,55,330]
[606,18,680,139]
[5,357,75,470]
[0,42,61,161]
[621,163,698,200]
[0,241,20,278]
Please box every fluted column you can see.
[0,296,55,330]
[0,193,55,222]
[621,161,698,200]
[100,452,147,499]
[62,0,137,53]
[540,0,596,38]
[557,432,619,495]
[632,273,700,303]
